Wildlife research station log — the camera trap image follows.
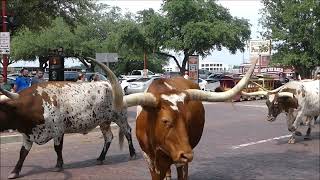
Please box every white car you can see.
[120,78,138,95]
[198,78,208,91]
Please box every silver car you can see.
[126,77,160,94]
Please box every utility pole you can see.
[1,0,8,83]
[143,51,147,77]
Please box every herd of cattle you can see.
[0,58,319,180]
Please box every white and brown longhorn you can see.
[121,59,258,180]
[0,58,136,179]
[241,80,320,144]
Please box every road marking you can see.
[231,134,291,149]
[235,104,267,108]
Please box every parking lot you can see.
[1,100,319,180]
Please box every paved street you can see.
[1,100,319,180]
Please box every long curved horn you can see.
[86,57,123,110]
[123,92,157,107]
[241,90,268,96]
[278,92,293,98]
[0,94,11,102]
[185,58,258,102]
[0,87,19,100]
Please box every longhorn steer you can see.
[242,79,320,144]
[0,58,136,179]
[121,59,257,180]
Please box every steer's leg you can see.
[8,135,33,179]
[164,168,171,180]
[304,117,314,140]
[288,112,305,144]
[176,164,189,180]
[97,122,113,165]
[115,111,136,159]
[53,134,64,172]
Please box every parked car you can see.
[198,78,207,91]
[126,77,160,94]
[120,77,138,95]
[162,71,181,78]
[121,69,160,80]
[64,71,107,81]
[205,73,225,83]
[198,69,212,79]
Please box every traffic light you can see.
[49,55,64,81]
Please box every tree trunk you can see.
[180,50,189,75]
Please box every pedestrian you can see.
[184,71,189,79]
[13,68,31,93]
[0,74,13,91]
[77,72,86,82]
[31,68,45,85]
[90,73,100,82]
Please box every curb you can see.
[0,123,119,145]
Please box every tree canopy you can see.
[130,0,251,74]
[260,0,320,77]
[9,6,167,75]
[6,0,96,33]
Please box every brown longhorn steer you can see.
[0,58,136,179]
[121,59,257,180]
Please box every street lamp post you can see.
[1,0,8,83]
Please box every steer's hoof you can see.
[96,160,104,165]
[129,154,137,160]
[52,167,64,172]
[294,131,302,136]
[164,176,172,180]
[8,172,19,179]
[288,137,296,144]
[304,136,311,140]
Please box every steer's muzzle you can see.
[175,151,194,164]
[267,115,275,122]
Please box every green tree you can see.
[127,0,250,74]
[6,0,96,34]
[260,0,320,78]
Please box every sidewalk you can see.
[0,123,119,144]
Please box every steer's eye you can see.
[161,119,173,127]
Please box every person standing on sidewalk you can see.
[13,68,31,93]
[0,74,13,91]
[31,68,45,85]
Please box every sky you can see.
[10,0,264,68]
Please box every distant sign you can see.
[249,40,271,56]
[96,53,118,63]
[0,32,10,54]
[188,55,199,83]
[261,67,283,73]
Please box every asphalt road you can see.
[1,101,319,180]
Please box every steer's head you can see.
[265,92,298,122]
[152,91,193,164]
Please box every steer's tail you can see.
[119,128,124,151]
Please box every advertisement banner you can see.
[0,32,10,54]
[188,55,199,83]
[249,40,271,56]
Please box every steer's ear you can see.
[277,95,298,110]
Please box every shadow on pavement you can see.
[19,152,143,180]
[189,150,319,180]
